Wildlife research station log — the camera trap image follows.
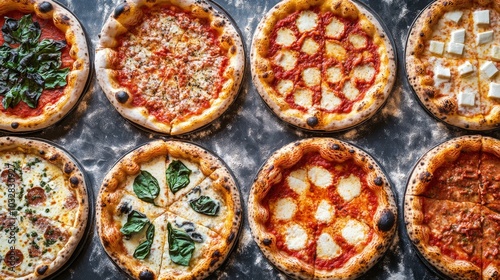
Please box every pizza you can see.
[95,0,245,135]
[248,138,397,279]
[250,0,396,131]
[0,0,90,132]
[405,135,500,279]
[96,140,242,280]
[0,136,89,279]
[406,0,500,130]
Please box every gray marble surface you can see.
[1,0,499,279]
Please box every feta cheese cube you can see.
[458,91,476,106]
[488,82,500,99]
[491,46,500,61]
[474,10,490,25]
[445,11,463,23]
[429,41,445,55]
[451,29,465,44]
[458,61,475,76]
[447,42,464,55]
[476,31,494,45]
[481,61,499,79]
[435,65,451,80]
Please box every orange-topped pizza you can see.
[405,135,500,279]
[406,0,500,130]
[249,138,397,279]
[251,0,396,131]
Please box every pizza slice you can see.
[164,156,207,206]
[158,212,235,280]
[167,167,240,237]
[404,196,482,279]
[472,7,500,60]
[477,59,500,127]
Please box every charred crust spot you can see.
[332,144,340,150]
[113,2,130,18]
[115,91,129,103]
[70,176,79,185]
[236,209,241,216]
[64,163,74,174]
[230,45,236,54]
[39,2,53,13]
[10,122,19,129]
[49,154,58,161]
[210,259,218,266]
[418,171,432,183]
[139,270,154,280]
[37,265,49,275]
[306,116,318,127]
[368,165,374,169]
[39,150,45,155]
[60,15,70,24]
[261,72,268,79]
[377,209,396,232]
[438,99,456,114]
[349,149,355,154]
[227,232,235,242]
[424,88,435,98]
[374,176,383,186]
[263,238,272,246]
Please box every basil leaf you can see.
[167,223,195,266]
[189,196,220,216]
[133,224,155,260]
[166,160,191,194]
[133,170,160,204]
[2,15,41,45]
[41,68,69,89]
[120,210,150,235]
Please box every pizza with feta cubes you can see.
[0,0,90,132]
[251,0,396,131]
[0,136,89,279]
[406,0,500,130]
[95,0,244,135]
[96,140,242,280]
[248,138,397,279]
[405,135,500,279]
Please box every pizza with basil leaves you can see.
[96,140,242,280]
[0,0,90,132]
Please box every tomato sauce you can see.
[0,11,73,118]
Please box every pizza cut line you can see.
[0,0,90,132]
[251,0,396,131]
[248,138,397,279]
[0,137,89,280]
[96,140,242,280]
[406,0,500,130]
[95,0,244,135]
[404,135,500,279]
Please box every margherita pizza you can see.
[0,0,90,132]
[406,0,500,130]
[95,0,245,135]
[0,137,89,279]
[251,0,396,131]
[96,140,242,280]
[405,135,500,279]
[248,138,397,279]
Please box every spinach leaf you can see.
[133,223,155,260]
[133,170,160,204]
[167,222,195,266]
[0,15,69,109]
[166,160,191,194]
[120,210,150,235]
[189,196,220,216]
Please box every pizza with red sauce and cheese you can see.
[405,135,500,279]
[95,0,244,135]
[248,138,397,279]
[0,137,89,279]
[0,0,90,132]
[251,0,396,131]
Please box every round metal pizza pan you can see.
[96,137,244,280]
[0,0,94,135]
[248,137,399,280]
[252,0,398,134]
[403,0,500,132]
[113,0,247,137]
[402,135,480,280]
[4,137,95,280]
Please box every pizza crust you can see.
[251,0,395,132]
[95,0,244,135]
[0,136,89,279]
[249,138,397,279]
[0,0,90,132]
[96,140,242,280]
